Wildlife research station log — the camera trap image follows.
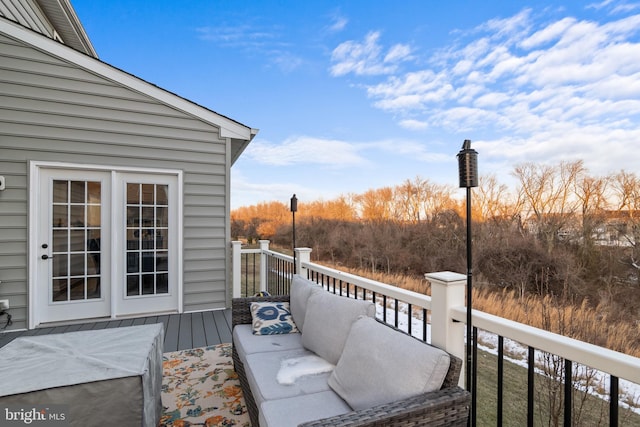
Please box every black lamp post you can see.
[290,194,298,274]
[457,139,478,426]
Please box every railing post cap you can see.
[424,271,467,284]
[294,247,312,253]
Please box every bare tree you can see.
[610,170,640,282]
[512,160,585,253]
[574,174,610,247]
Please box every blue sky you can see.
[72,0,640,209]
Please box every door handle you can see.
[41,254,54,260]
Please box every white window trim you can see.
[29,161,184,328]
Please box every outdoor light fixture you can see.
[457,139,478,426]
[290,194,298,274]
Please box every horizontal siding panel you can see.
[2,93,223,139]
[184,270,226,283]
[187,258,225,271]
[0,149,225,177]
[2,52,104,85]
[0,254,25,268]
[185,206,225,217]
[0,215,26,228]
[0,200,26,215]
[0,79,204,122]
[0,227,26,241]
[184,216,225,228]
[0,241,25,256]
[0,112,225,151]
[184,195,226,207]
[0,280,26,295]
[186,173,226,186]
[0,135,226,166]
[184,248,225,261]
[0,160,27,174]
[1,62,139,100]
[184,184,225,197]
[0,267,26,281]
[183,238,223,250]
[183,280,225,294]
[0,186,27,202]
[183,228,225,240]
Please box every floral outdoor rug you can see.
[160,344,250,427]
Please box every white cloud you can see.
[330,31,413,76]
[335,7,640,165]
[326,14,348,33]
[399,119,429,130]
[245,136,368,167]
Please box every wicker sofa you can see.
[232,275,470,427]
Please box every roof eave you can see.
[35,0,97,57]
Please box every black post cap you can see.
[457,139,478,188]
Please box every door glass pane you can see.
[142,184,154,205]
[53,230,68,252]
[156,185,168,205]
[127,183,140,204]
[53,180,68,203]
[52,279,68,302]
[53,205,68,227]
[69,230,85,251]
[87,181,101,203]
[70,181,85,203]
[126,182,170,297]
[51,180,101,303]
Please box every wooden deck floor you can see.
[0,309,233,353]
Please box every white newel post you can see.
[425,271,467,388]
[231,241,242,298]
[259,240,270,292]
[295,247,312,278]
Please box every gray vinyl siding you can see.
[0,0,53,37]
[0,33,232,329]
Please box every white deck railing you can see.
[231,241,640,414]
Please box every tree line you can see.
[231,160,640,322]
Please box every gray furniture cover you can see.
[0,324,164,427]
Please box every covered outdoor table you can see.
[0,323,164,427]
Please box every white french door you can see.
[33,165,181,326]
[114,173,180,316]
[37,169,112,323]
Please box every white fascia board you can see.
[0,18,255,141]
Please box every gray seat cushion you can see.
[233,324,304,362]
[302,291,375,365]
[259,391,352,427]
[289,274,322,332]
[328,316,450,410]
[244,349,333,408]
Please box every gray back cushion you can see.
[328,316,450,410]
[289,275,321,332]
[301,291,375,365]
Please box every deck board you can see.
[191,312,208,349]
[0,309,232,353]
[177,313,193,351]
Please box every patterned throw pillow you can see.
[250,302,299,335]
